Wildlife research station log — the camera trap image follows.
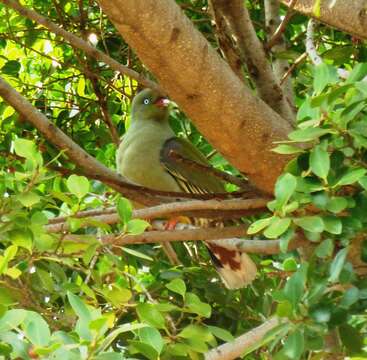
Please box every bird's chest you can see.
[117,126,180,192]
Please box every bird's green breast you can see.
[117,121,181,192]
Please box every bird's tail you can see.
[206,241,257,289]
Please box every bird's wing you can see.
[160,137,225,194]
[161,137,257,289]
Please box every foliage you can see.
[0,0,366,359]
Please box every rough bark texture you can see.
[211,0,295,125]
[264,0,295,110]
[97,0,293,194]
[281,0,367,40]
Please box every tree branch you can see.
[45,198,270,232]
[97,0,293,194]
[280,0,367,40]
[264,0,295,110]
[210,0,295,125]
[204,317,285,360]
[266,0,298,50]
[0,75,226,206]
[0,0,160,92]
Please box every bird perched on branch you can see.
[116,88,257,289]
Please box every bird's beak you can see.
[154,97,170,108]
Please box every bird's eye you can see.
[143,98,150,105]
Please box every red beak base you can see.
[154,97,170,108]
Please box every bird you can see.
[116,88,257,289]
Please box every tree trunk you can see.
[97,0,293,194]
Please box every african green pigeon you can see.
[116,89,257,289]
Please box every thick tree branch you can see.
[280,0,367,40]
[211,0,295,125]
[209,0,246,82]
[97,0,293,195]
[0,0,160,92]
[205,317,285,360]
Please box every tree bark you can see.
[280,0,367,40]
[97,0,293,194]
[210,0,295,125]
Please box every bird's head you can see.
[131,88,170,122]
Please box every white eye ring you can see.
[143,98,150,105]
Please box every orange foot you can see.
[164,216,191,230]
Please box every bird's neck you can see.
[128,116,174,138]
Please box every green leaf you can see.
[313,63,338,94]
[8,229,32,252]
[67,291,92,322]
[335,168,367,187]
[126,219,150,235]
[166,278,186,298]
[272,145,304,155]
[1,60,21,77]
[346,63,367,83]
[17,192,41,207]
[23,311,51,347]
[138,327,164,354]
[283,329,304,360]
[294,216,324,233]
[247,217,273,235]
[102,285,132,306]
[284,264,308,308]
[120,247,153,261]
[4,245,18,262]
[0,309,27,332]
[274,173,297,209]
[340,287,359,308]
[178,324,212,342]
[117,197,132,224]
[323,216,342,234]
[315,239,334,258]
[129,341,158,360]
[185,292,211,318]
[13,138,37,159]
[310,145,330,180]
[136,303,166,330]
[77,77,86,97]
[329,248,349,283]
[326,197,348,213]
[206,325,234,342]
[276,301,293,318]
[283,258,298,272]
[358,176,367,190]
[288,128,332,142]
[264,217,291,239]
[66,175,90,199]
[5,267,21,279]
[97,323,148,352]
[339,324,364,353]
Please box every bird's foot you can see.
[165,216,191,231]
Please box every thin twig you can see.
[280,52,307,85]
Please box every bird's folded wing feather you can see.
[160,137,224,194]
